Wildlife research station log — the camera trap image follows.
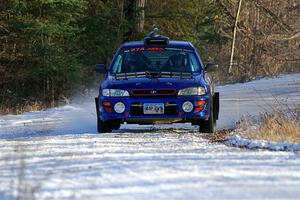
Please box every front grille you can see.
[130,102,177,116]
[131,89,176,97]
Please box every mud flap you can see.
[213,92,219,120]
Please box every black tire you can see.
[97,119,113,133]
[213,92,219,123]
[95,97,120,133]
[199,102,215,133]
[111,123,121,130]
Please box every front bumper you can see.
[96,95,211,124]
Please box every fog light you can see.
[114,102,125,114]
[182,101,193,113]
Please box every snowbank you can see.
[225,132,300,151]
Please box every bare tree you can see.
[136,0,146,33]
[229,0,243,74]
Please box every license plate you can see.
[143,103,164,114]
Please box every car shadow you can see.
[0,124,197,141]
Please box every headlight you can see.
[178,87,206,96]
[102,89,129,97]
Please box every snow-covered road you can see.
[0,74,299,200]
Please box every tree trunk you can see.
[123,0,146,42]
[229,0,243,74]
[136,0,146,34]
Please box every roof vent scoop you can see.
[148,27,160,37]
[144,28,169,45]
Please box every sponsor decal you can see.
[130,47,165,52]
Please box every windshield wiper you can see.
[160,71,194,79]
[114,71,194,80]
[115,72,148,80]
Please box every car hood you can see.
[101,75,206,91]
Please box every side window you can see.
[189,54,200,72]
[112,54,123,73]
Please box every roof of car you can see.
[121,40,194,49]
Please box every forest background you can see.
[0,0,299,113]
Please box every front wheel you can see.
[97,119,114,133]
[199,104,215,133]
[95,97,116,133]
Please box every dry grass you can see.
[202,129,233,143]
[0,102,45,115]
[239,107,300,143]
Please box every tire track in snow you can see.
[0,73,300,200]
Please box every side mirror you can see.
[95,64,107,74]
[205,62,218,72]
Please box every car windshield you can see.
[111,47,201,74]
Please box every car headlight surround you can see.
[178,87,206,96]
[102,89,129,97]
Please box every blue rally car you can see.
[95,29,219,133]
